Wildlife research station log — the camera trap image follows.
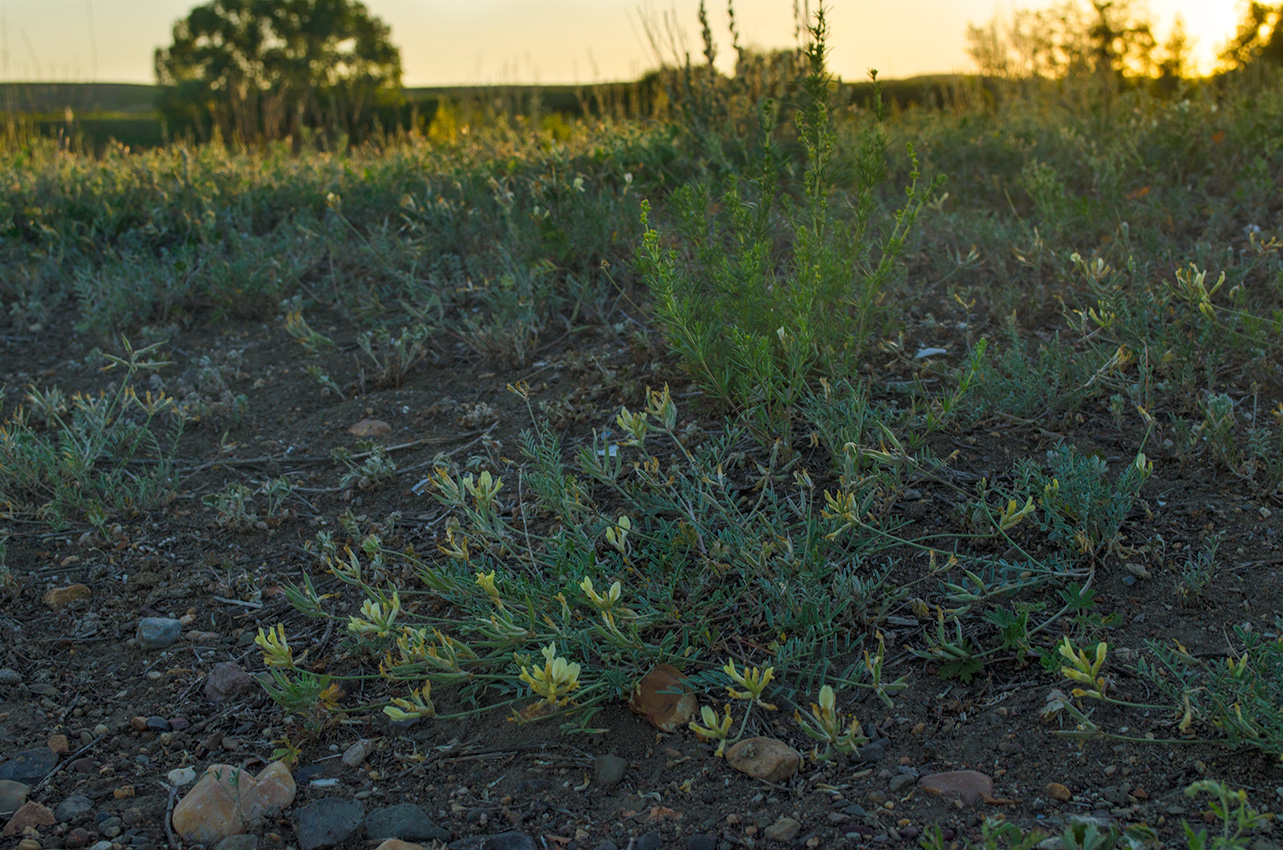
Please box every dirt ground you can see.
[1,309,1281,850]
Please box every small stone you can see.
[55,794,93,822]
[136,617,183,650]
[214,836,260,850]
[146,717,171,733]
[167,766,198,787]
[374,841,425,850]
[0,749,58,784]
[725,737,801,783]
[856,738,888,763]
[763,817,801,842]
[364,803,449,842]
[342,739,372,768]
[113,785,135,799]
[482,833,536,850]
[633,833,663,850]
[919,770,994,805]
[593,754,627,787]
[204,662,255,703]
[999,741,1021,755]
[0,669,22,686]
[45,735,68,755]
[0,780,29,816]
[349,418,392,438]
[294,799,364,850]
[629,664,697,732]
[889,773,916,792]
[130,717,149,732]
[2,801,55,837]
[687,836,718,850]
[17,838,41,850]
[1047,782,1072,802]
[43,584,92,611]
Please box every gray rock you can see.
[483,834,536,850]
[0,748,58,783]
[593,753,628,787]
[888,773,916,792]
[204,662,255,703]
[686,836,718,850]
[294,799,364,850]
[856,738,888,763]
[214,835,259,850]
[0,779,29,815]
[0,668,22,685]
[145,716,171,732]
[364,802,450,842]
[55,793,93,822]
[763,817,801,842]
[634,833,663,850]
[591,843,620,850]
[136,617,183,649]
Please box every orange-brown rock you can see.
[41,584,91,611]
[725,737,800,783]
[629,664,697,733]
[919,770,994,805]
[171,761,296,844]
[349,418,392,438]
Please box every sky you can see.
[0,0,1246,87]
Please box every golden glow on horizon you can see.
[0,0,1246,86]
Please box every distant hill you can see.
[0,83,156,116]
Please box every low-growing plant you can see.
[1017,443,1153,561]
[0,339,182,531]
[332,444,397,491]
[355,323,433,389]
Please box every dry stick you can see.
[161,780,181,849]
[31,731,108,794]
[183,430,492,475]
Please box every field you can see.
[1,38,1282,850]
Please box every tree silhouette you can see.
[155,0,402,143]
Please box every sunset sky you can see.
[0,0,1245,86]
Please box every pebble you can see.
[55,794,93,822]
[593,754,628,787]
[2,801,55,837]
[42,583,92,611]
[763,817,801,842]
[0,780,30,816]
[374,841,426,850]
[856,738,888,763]
[213,835,260,850]
[46,734,68,754]
[0,668,21,686]
[17,838,41,850]
[204,662,255,703]
[135,617,183,650]
[918,770,993,805]
[294,799,364,850]
[168,766,198,787]
[146,716,171,733]
[725,737,800,783]
[686,836,717,850]
[0,748,58,784]
[364,803,450,843]
[637,835,665,850]
[342,739,373,768]
[888,773,916,792]
[1047,782,1072,802]
[482,833,536,850]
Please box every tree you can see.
[155,0,402,143]
[1220,3,1283,69]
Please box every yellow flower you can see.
[689,704,734,757]
[723,659,776,710]
[347,591,401,638]
[384,682,435,721]
[255,624,305,668]
[580,576,622,611]
[519,643,582,706]
[476,570,500,601]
